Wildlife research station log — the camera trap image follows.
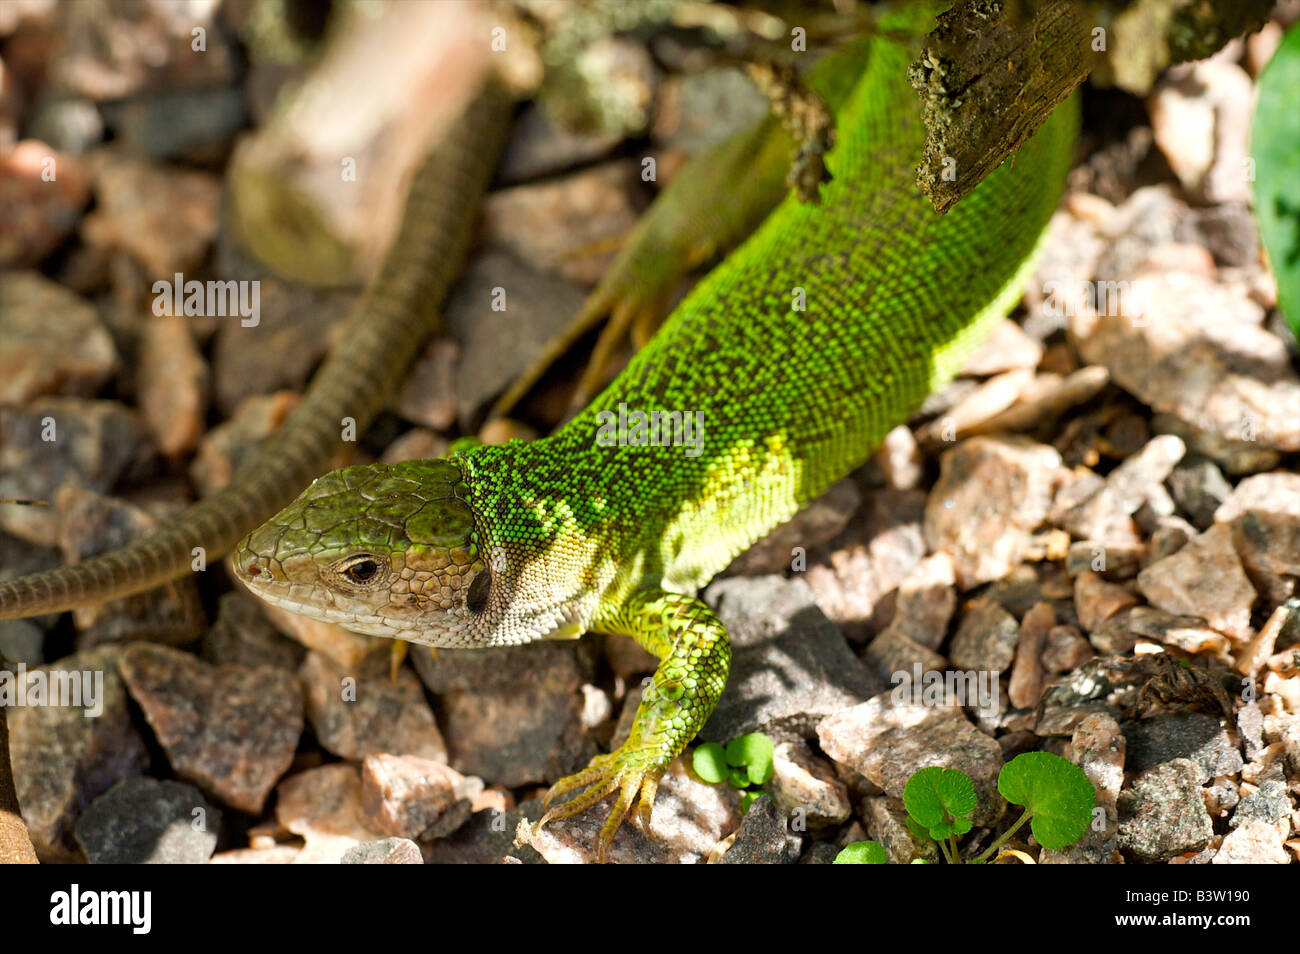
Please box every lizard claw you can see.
[537,747,667,863]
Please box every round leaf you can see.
[997,752,1095,850]
[692,743,727,784]
[725,733,775,786]
[834,840,888,864]
[904,766,977,839]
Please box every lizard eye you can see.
[465,567,491,613]
[340,555,382,586]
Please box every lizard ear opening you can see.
[465,567,491,614]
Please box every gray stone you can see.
[496,102,620,185]
[0,398,152,545]
[8,645,148,859]
[99,86,245,162]
[392,338,458,432]
[803,488,926,637]
[767,740,851,829]
[424,801,546,865]
[1057,435,1186,542]
[119,643,303,814]
[718,795,801,864]
[1118,758,1213,861]
[411,641,597,788]
[924,436,1064,588]
[340,837,424,864]
[449,254,589,425]
[818,692,1006,827]
[300,651,446,762]
[211,279,356,417]
[877,554,956,651]
[1122,713,1243,778]
[1040,713,1123,864]
[1168,456,1232,530]
[0,272,117,405]
[861,796,941,864]
[0,619,44,668]
[1229,779,1292,829]
[75,777,219,864]
[948,598,1020,673]
[701,575,883,742]
[1137,524,1256,640]
[799,841,841,864]
[56,486,204,648]
[202,591,306,670]
[1076,270,1299,464]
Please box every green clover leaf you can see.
[904,766,977,841]
[997,752,1095,850]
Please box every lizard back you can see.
[461,34,1076,612]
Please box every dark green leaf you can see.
[904,766,977,840]
[905,814,933,844]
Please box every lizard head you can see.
[234,459,495,645]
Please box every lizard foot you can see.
[537,746,666,863]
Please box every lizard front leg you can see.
[538,589,731,862]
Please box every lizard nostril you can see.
[236,547,264,579]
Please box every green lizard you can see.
[233,16,1078,860]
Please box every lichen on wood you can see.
[909,0,1096,215]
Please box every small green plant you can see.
[835,751,1095,864]
[692,732,775,812]
[833,840,888,864]
[1253,19,1300,341]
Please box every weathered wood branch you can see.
[910,0,1097,214]
[0,695,38,864]
[910,0,1276,213]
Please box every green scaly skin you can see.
[235,21,1078,861]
